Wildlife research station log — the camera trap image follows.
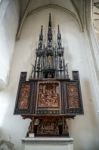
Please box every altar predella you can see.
[14,14,84,137]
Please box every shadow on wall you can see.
[0,128,5,140]
[0,128,15,150]
[84,80,97,121]
[0,139,15,150]
[0,90,31,149]
[84,79,99,150]
[70,79,99,150]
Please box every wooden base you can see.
[26,116,69,137]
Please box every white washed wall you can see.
[85,0,99,113]
[0,0,19,88]
[0,7,99,150]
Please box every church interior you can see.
[0,0,99,150]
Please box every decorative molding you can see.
[22,138,74,150]
[22,137,74,144]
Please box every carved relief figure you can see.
[37,82,60,108]
[18,84,30,109]
[37,117,59,135]
[48,55,52,66]
[67,84,79,108]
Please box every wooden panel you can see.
[65,81,83,114]
[18,84,30,109]
[60,82,67,114]
[67,83,79,108]
[14,82,32,114]
[30,81,37,114]
[19,72,27,82]
[36,81,61,115]
[72,71,79,81]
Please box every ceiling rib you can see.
[16,0,32,40]
[16,1,84,40]
[71,0,84,32]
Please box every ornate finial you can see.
[57,24,61,40]
[65,64,69,79]
[58,24,60,33]
[49,13,52,28]
[39,25,43,41]
[57,25,62,49]
[38,25,43,49]
[29,64,35,79]
[47,13,52,42]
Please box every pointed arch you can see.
[16,3,84,40]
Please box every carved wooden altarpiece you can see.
[14,14,84,137]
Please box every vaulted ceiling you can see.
[17,0,84,40]
[93,0,99,39]
[19,0,78,16]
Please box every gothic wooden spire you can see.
[39,25,43,41]
[57,24,61,40]
[47,13,52,42]
[38,25,43,49]
[49,13,52,27]
[57,24,62,49]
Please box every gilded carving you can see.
[67,84,80,108]
[18,84,30,109]
[37,82,60,108]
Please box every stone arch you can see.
[16,4,83,40]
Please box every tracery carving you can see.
[14,14,83,137]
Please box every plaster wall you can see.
[0,0,19,88]
[84,0,99,113]
[0,7,99,150]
